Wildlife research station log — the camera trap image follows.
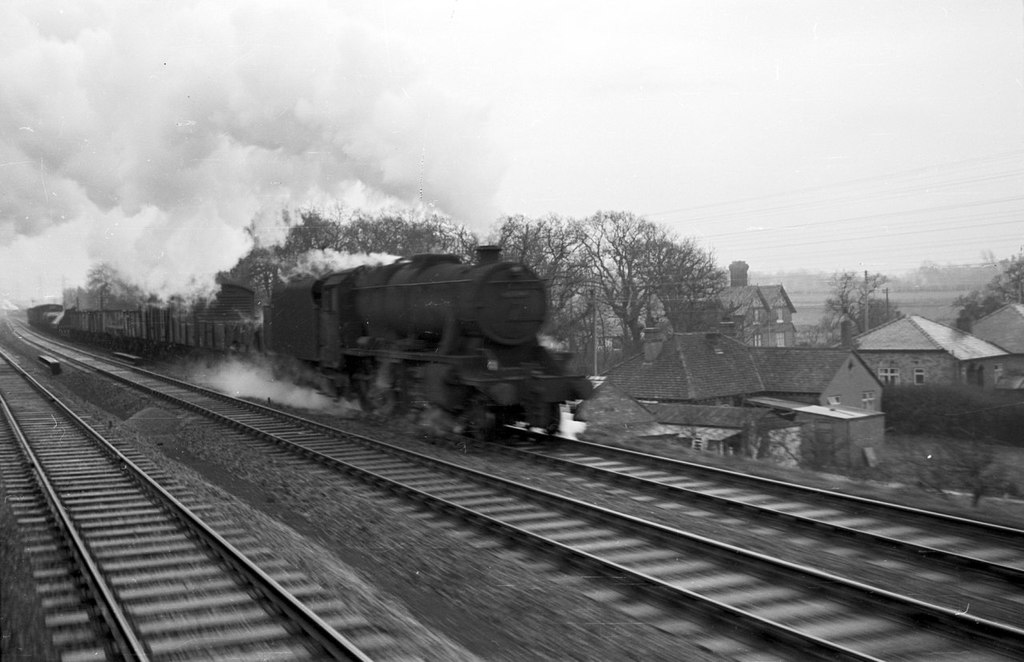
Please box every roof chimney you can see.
[642,327,665,362]
[840,319,855,348]
[475,245,501,265]
[729,260,749,288]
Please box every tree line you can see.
[65,203,1023,372]
[221,206,727,373]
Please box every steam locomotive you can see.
[269,246,592,436]
[26,246,591,437]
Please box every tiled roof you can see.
[605,333,763,401]
[758,285,796,312]
[973,304,1024,353]
[855,315,1007,360]
[751,347,863,393]
[720,286,765,314]
[644,403,777,428]
[719,284,796,314]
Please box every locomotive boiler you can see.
[269,246,591,436]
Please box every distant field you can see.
[789,289,965,327]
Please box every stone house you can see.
[600,330,885,467]
[605,330,882,410]
[719,261,797,347]
[854,315,1017,390]
[750,347,883,411]
[971,304,1024,390]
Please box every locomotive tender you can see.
[269,245,592,436]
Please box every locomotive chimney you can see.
[476,245,501,265]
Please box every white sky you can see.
[3,1,1023,302]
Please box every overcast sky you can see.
[3,1,1023,302]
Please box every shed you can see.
[747,396,884,469]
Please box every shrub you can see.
[883,385,1024,446]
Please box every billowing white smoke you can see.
[0,0,503,299]
[188,356,359,415]
[282,250,398,281]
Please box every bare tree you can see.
[954,252,1024,329]
[579,211,674,355]
[339,209,476,257]
[824,270,898,334]
[85,262,146,309]
[910,439,1011,507]
[653,239,727,332]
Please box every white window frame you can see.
[861,390,876,409]
[913,368,925,385]
[878,367,900,385]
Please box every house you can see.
[972,303,1024,353]
[719,261,797,347]
[854,315,1018,389]
[600,330,885,468]
[606,330,882,410]
[576,383,802,463]
[750,347,883,411]
[970,304,1024,391]
[604,330,763,406]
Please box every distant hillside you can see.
[750,263,998,327]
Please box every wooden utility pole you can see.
[862,270,869,331]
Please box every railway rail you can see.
[9,326,1024,660]
[472,432,1024,624]
[0,344,400,661]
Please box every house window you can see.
[826,395,841,406]
[753,309,765,323]
[914,368,925,385]
[752,333,763,346]
[879,367,900,385]
[861,390,876,409]
[995,364,1003,381]
[774,332,786,347]
[774,308,785,323]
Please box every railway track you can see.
[9,329,1024,660]
[0,345,408,661]
[473,433,1024,624]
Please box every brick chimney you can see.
[642,327,665,362]
[840,318,855,348]
[729,261,749,287]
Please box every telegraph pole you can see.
[863,270,869,331]
[591,288,598,376]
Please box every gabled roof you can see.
[973,304,1024,353]
[720,286,768,314]
[751,347,878,393]
[977,303,1024,325]
[719,284,796,315]
[644,403,783,428]
[758,284,796,313]
[747,396,883,420]
[855,315,1007,360]
[605,333,763,401]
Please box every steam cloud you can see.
[0,1,503,299]
[189,357,360,415]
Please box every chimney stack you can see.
[475,245,501,265]
[840,319,855,348]
[642,327,665,362]
[729,260,749,288]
